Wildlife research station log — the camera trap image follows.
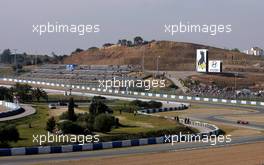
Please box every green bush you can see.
[92,96,106,100]
[59,112,69,120]
[58,120,84,135]
[46,116,56,132]
[130,100,162,109]
[59,111,77,121]
[0,124,20,144]
[147,101,162,109]
[59,112,77,122]
[169,83,179,89]
[77,113,94,131]
[99,127,194,142]
[93,114,116,132]
[130,100,148,108]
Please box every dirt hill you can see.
[64,41,264,72]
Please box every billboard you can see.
[196,49,208,72]
[208,60,222,73]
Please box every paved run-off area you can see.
[37,142,264,165]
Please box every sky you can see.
[0,0,263,55]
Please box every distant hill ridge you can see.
[64,41,264,72]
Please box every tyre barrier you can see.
[0,101,24,118]
[0,108,25,118]
[138,104,188,114]
[2,77,264,107]
[0,137,165,156]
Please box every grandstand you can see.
[18,64,144,87]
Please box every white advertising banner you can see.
[208,60,222,73]
[196,49,208,72]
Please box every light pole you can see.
[156,55,160,77]
[234,72,238,98]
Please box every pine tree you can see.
[68,97,76,121]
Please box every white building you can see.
[244,47,264,56]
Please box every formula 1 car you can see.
[237,120,249,124]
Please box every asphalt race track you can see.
[1,135,263,165]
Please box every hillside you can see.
[64,41,264,72]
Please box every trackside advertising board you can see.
[196,49,208,72]
[66,64,77,71]
[208,60,222,73]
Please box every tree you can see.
[32,88,48,102]
[126,40,133,47]
[231,48,240,52]
[103,43,114,47]
[0,86,13,101]
[68,97,76,121]
[0,124,19,145]
[121,39,127,46]
[1,49,12,64]
[88,47,99,51]
[89,97,112,115]
[93,114,115,132]
[133,36,143,46]
[46,116,56,132]
[11,83,33,102]
[70,48,84,55]
[118,39,133,46]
